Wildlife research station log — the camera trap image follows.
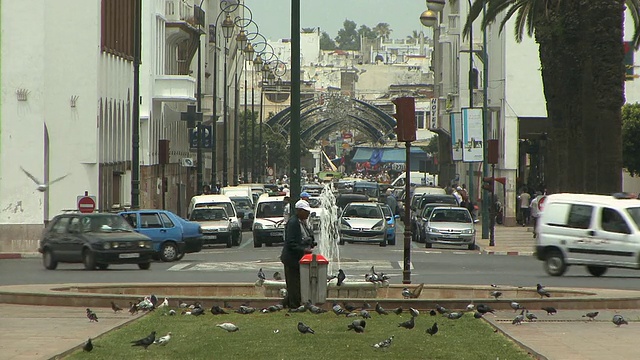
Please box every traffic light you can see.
[482,177,494,192]
[392,97,416,142]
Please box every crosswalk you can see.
[168,259,413,272]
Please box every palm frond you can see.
[513,2,529,42]
[627,0,640,49]
[463,0,492,39]
[498,1,526,35]
[524,1,536,38]
[483,0,519,28]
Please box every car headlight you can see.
[462,229,474,234]
[340,219,351,230]
[111,242,119,249]
[428,227,440,233]
[388,223,395,228]
[254,222,263,230]
[103,242,111,250]
[372,220,384,231]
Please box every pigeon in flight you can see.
[83,338,93,352]
[512,310,525,325]
[273,271,283,281]
[373,335,394,348]
[583,311,599,321]
[398,316,415,329]
[375,302,389,315]
[337,269,346,286]
[490,291,502,299]
[297,321,315,334]
[86,308,98,322]
[541,306,557,315]
[510,301,523,312]
[154,332,172,345]
[613,314,628,327]
[258,268,266,281]
[131,331,156,350]
[476,304,495,315]
[217,323,239,332]
[426,322,438,336]
[111,301,123,313]
[20,167,69,192]
[536,284,551,298]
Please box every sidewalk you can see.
[475,223,537,256]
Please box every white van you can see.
[252,193,287,248]
[535,193,640,277]
[188,194,243,246]
[221,186,254,201]
[391,172,437,187]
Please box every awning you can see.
[380,148,427,163]
[351,148,374,162]
[351,147,428,164]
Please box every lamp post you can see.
[233,30,248,185]
[221,14,234,187]
[290,0,301,200]
[242,41,254,184]
[251,54,263,182]
[131,0,141,208]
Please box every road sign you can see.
[77,195,96,213]
[189,125,213,149]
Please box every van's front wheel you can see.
[586,266,607,277]
[544,249,567,276]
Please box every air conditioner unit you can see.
[181,158,195,167]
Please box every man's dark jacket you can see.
[280,215,307,267]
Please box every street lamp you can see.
[251,53,263,182]
[242,41,255,183]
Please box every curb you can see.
[476,246,534,256]
[0,253,40,260]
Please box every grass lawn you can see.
[66,307,533,360]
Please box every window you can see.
[567,204,593,229]
[121,214,137,228]
[140,213,163,228]
[160,213,175,228]
[415,111,425,129]
[601,208,630,234]
[51,217,71,234]
[101,0,136,59]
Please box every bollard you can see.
[299,253,328,304]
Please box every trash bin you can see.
[299,253,328,305]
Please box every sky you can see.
[244,0,430,41]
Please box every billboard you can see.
[450,113,463,161]
[461,108,483,162]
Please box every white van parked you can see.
[188,194,243,246]
[391,172,438,187]
[535,193,640,277]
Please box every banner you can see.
[450,113,463,161]
[461,108,483,162]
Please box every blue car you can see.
[380,204,399,245]
[120,210,203,262]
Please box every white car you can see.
[188,194,242,246]
[424,206,475,250]
[339,202,387,246]
[252,194,287,247]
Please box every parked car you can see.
[188,207,233,248]
[335,193,370,213]
[379,203,399,245]
[339,202,388,246]
[188,194,243,246]
[423,206,476,250]
[302,183,324,196]
[38,213,154,270]
[353,181,381,201]
[253,193,287,247]
[229,196,255,230]
[120,209,203,262]
[414,195,460,243]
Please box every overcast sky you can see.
[244,0,430,41]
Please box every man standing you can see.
[280,200,314,308]
[519,189,531,226]
[530,191,543,238]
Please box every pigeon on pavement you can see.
[512,310,525,325]
[510,301,523,312]
[337,269,346,286]
[131,331,156,350]
[83,338,93,352]
[111,301,123,313]
[537,284,551,298]
[217,323,240,332]
[258,268,266,280]
[373,335,394,348]
[297,322,315,334]
[375,302,389,315]
[129,302,139,315]
[398,316,415,329]
[476,304,495,315]
[525,310,538,322]
[154,332,172,345]
[426,322,438,336]
[490,291,502,299]
[583,311,599,321]
[86,308,98,322]
[273,271,283,281]
[541,306,557,315]
[613,315,628,327]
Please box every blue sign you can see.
[189,125,213,149]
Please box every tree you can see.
[335,19,359,50]
[464,0,640,194]
[320,31,336,50]
[407,30,423,43]
[622,103,640,176]
[422,134,439,155]
[358,25,377,40]
[238,110,289,180]
[373,22,392,39]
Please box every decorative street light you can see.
[251,53,263,181]
[242,41,254,183]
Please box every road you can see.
[3,228,640,290]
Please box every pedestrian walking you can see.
[519,189,531,226]
[530,191,543,238]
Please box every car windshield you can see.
[308,198,321,208]
[625,207,640,230]
[190,208,228,221]
[430,209,471,223]
[421,205,440,219]
[343,205,382,219]
[380,205,392,218]
[230,197,252,210]
[195,202,236,217]
[81,215,133,232]
[256,201,285,218]
[354,186,379,199]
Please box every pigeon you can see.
[446,312,464,320]
[20,167,68,192]
[309,305,327,314]
[289,305,306,313]
[223,301,233,309]
[297,321,315,334]
[337,269,346,286]
[410,307,420,318]
[435,304,448,315]
[111,301,123,313]
[613,314,628,327]
[393,307,403,315]
[332,302,347,316]
[86,308,98,322]
[525,310,538,322]
[537,284,551,298]
[159,298,169,308]
[398,316,415,329]
[362,302,371,310]
[466,303,475,312]
[360,309,372,319]
[429,309,437,316]
[327,274,338,282]
[348,319,366,333]
[343,302,357,312]
[191,306,205,316]
[541,306,557,315]
[83,338,93,352]
[402,283,424,298]
[154,332,172,345]
[258,268,266,281]
[473,312,483,319]
[168,309,176,316]
[128,302,139,315]
[476,304,495,315]
[373,335,394,348]
[510,301,523,312]
[583,311,599,321]
[236,305,256,314]
[211,305,228,315]
[217,323,239,332]
[426,322,438,336]
[375,302,389,315]
[178,300,188,308]
[150,294,158,308]
[131,331,156,350]
[512,310,525,325]
[273,271,283,281]
[345,312,358,318]
[491,284,498,288]
[490,291,502,299]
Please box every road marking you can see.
[395,261,414,270]
[167,263,192,271]
[170,259,396,272]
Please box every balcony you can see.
[165,0,194,24]
[154,75,196,102]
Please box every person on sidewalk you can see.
[280,200,315,308]
[530,191,543,238]
[519,189,531,226]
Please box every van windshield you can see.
[195,202,236,217]
[625,207,640,230]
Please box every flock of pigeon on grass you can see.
[80,269,631,353]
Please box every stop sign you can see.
[77,196,96,213]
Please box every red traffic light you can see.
[482,177,494,192]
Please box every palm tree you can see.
[407,30,423,43]
[464,0,640,194]
[373,22,392,40]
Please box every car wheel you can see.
[379,240,387,247]
[160,242,179,262]
[425,242,433,248]
[233,231,242,246]
[467,242,476,251]
[226,238,233,248]
[253,238,262,248]
[388,237,396,246]
[97,263,109,270]
[176,252,186,260]
[43,249,58,270]
[82,249,96,270]
[138,262,151,270]
[544,249,567,276]
[586,265,607,277]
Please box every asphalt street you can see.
[4,227,640,291]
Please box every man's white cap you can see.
[295,199,312,212]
